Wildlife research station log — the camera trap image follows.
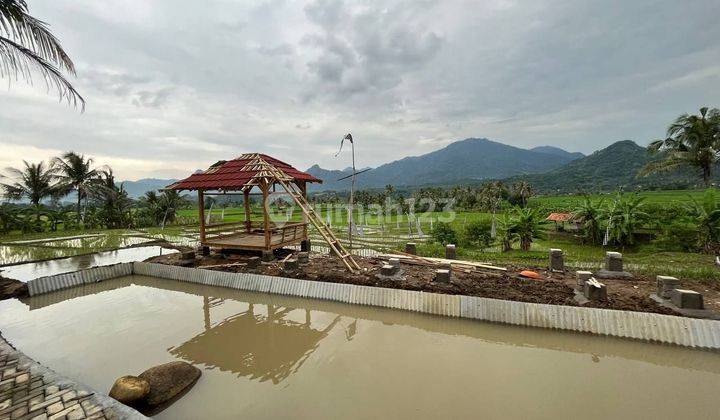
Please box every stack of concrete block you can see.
[549,249,564,272]
[445,244,456,260]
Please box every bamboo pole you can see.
[244,189,251,233]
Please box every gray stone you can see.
[282,259,299,272]
[549,248,564,272]
[388,258,401,268]
[380,264,398,276]
[605,251,623,272]
[583,278,607,301]
[138,361,201,407]
[445,244,457,260]
[246,256,261,268]
[108,376,150,405]
[297,252,309,264]
[656,275,680,299]
[405,242,417,255]
[434,269,451,283]
[576,271,593,289]
[671,289,704,309]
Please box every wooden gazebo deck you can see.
[202,221,308,251]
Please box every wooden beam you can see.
[244,189,251,233]
[198,189,206,243]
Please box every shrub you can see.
[463,220,493,250]
[431,222,458,245]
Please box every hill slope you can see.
[307,138,576,191]
[506,140,712,193]
[530,146,584,160]
[120,178,177,198]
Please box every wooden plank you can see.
[380,253,507,272]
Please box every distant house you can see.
[546,212,577,231]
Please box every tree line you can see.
[0,152,188,233]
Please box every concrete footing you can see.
[549,249,564,272]
[380,264,399,276]
[445,244,456,260]
[576,271,593,290]
[297,252,310,264]
[388,258,401,268]
[300,239,311,252]
[657,275,680,299]
[246,256,261,268]
[405,242,417,255]
[434,269,451,283]
[583,278,607,301]
[261,251,275,262]
[282,259,299,272]
[605,251,623,271]
[671,289,704,309]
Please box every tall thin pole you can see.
[348,140,355,249]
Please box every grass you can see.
[4,190,720,282]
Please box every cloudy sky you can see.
[1,0,718,181]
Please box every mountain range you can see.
[307,138,584,191]
[111,138,706,198]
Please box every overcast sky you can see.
[1,0,718,181]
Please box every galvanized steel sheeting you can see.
[26,262,720,349]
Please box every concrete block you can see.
[405,242,417,255]
[576,271,593,289]
[261,251,275,262]
[388,258,401,268]
[605,251,623,272]
[297,252,310,264]
[445,244,457,260]
[283,259,299,272]
[246,256,261,268]
[380,264,399,276]
[549,248,564,272]
[583,278,607,301]
[434,269,451,283]
[671,289,704,309]
[656,275,680,299]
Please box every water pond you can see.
[0,275,718,419]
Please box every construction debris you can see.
[583,278,607,301]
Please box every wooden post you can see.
[198,189,206,243]
[244,188,251,233]
[299,181,308,240]
[262,181,271,250]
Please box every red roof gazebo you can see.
[167,153,359,271]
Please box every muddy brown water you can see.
[0,275,719,420]
[0,246,177,282]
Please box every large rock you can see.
[138,361,201,406]
[109,375,150,405]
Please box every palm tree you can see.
[511,207,546,251]
[511,181,534,208]
[54,152,103,225]
[641,107,720,186]
[572,196,604,244]
[0,0,83,108]
[0,160,59,221]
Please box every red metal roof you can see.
[546,212,574,222]
[166,153,321,191]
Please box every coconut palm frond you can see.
[0,35,84,109]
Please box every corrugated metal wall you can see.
[25,262,720,349]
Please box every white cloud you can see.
[0,0,718,179]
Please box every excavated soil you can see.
[145,250,692,316]
[0,276,28,301]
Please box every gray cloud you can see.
[0,0,718,180]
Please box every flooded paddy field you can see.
[1,275,719,420]
[0,246,177,282]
